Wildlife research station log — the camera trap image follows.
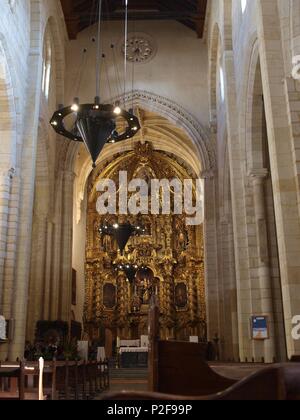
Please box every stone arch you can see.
[42,16,65,105]
[110,90,214,172]
[68,91,213,223]
[245,39,265,173]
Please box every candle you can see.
[39,357,44,401]
[117,337,120,348]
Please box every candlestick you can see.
[39,357,44,401]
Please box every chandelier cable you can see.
[96,0,103,99]
[124,0,129,108]
[131,19,136,111]
[75,48,88,97]
[105,0,123,100]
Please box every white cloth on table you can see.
[0,316,6,341]
[97,347,106,361]
[77,341,89,361]
[120,340,140,348]
[141,335,149,348]
[97,347,106,372]
[119,347,149,354]
[190,336,199,343]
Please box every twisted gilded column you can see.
[117,274,127,334]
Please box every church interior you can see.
[1,0,300,401]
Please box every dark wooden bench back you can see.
[103,364,300,401]
[148,297,236,396]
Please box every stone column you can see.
[26,216,47,341]
[223,50,256,362]
[219,218,236,361]
[0,168,14,360]
[249,169,276,362]
[256,0,300,357]
[202,171,221,341]
[51,172,63,320]
[228,220,239,361]
[8,33,43,360]
[0,168,14,303]
[59,171,75,323]
[43,221,54,320]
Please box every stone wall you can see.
[0,0,67,359]
[207,0,300,361]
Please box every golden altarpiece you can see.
[84,142,206,344]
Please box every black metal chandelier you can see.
[99,221,146,254]
[49,0,140,168]
[50,101,140,168]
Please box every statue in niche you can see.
[136,268,155,305]
[175,283,188,309]
[175,217,188,252]
[103,283,116,309]
[102,233,112,253]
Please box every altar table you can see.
[119,347,148,368]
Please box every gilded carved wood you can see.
[84,142,206,341]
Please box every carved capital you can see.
[248,168,269,183]
[200,169,215,180]
[64,170,76,182]
[0,167,15,180]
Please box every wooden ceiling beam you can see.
[60,0,80,39]
[196,0,207,38]
[60,0,207,39]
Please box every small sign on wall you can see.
[251,316,269,340]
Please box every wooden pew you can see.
[102,364,300,401]
[148,297,236,396]
[0,362,25,400]
[99,360,109,390]
[0,361,50,400]
[53,359,109,400]
[0,359,110,400]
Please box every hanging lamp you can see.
[99,221,146,254]
[50,0,140,168]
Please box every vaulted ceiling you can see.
[60,0,208,40]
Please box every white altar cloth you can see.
[120,340,140,348]
[119,347,148,354]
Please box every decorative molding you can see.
[120,33,157,64]
[110,90,216,172]
[248,168,269,181]
[200,169,215,180]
